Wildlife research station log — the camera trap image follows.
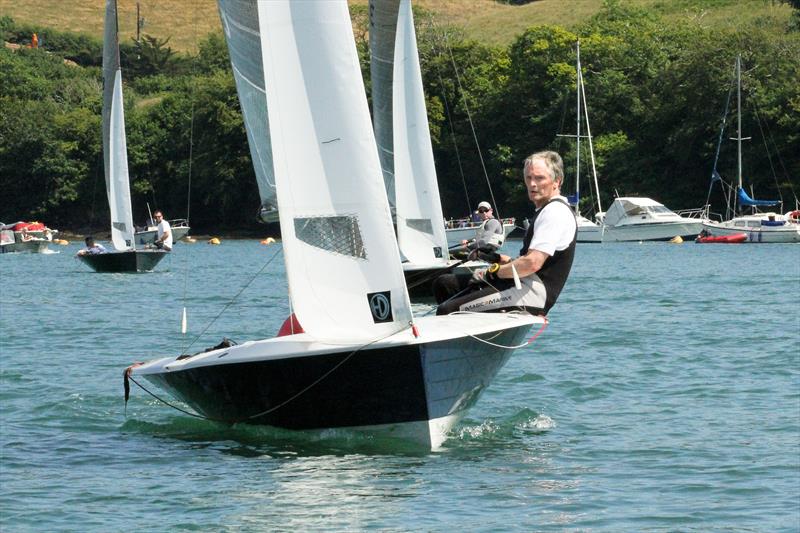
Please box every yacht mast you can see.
[575,40,581,216]
[736,54,742,191]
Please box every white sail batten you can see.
[392,0,449,264]
[102,0,134,251]
[258,0,412,341]
[217,0,277,218]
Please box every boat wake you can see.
[453,409,556,443]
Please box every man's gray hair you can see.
[524,151,564,184]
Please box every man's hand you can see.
[470,267,487,283]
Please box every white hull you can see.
[702,219,800,243]
[600,220,703,242]
[576,217,603,243]
[0,239,50,254]
[135,222,191,246]
[445,221,516,247]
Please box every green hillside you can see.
[0,0,793,51]
[1,1,798,232]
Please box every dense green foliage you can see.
[1,2,798,234]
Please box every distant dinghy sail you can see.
[103,0,135,252]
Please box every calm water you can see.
[1,239,798,531]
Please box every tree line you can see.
[1,1,798,234]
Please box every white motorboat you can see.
[127,0,543,449]
[0,221,57,253]
[134,219,191,246]
[444,218,517,247]
[598,197,703,242]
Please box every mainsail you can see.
[258,0,413,341]
[102,0,135,250]
[217,0,278,220]
[376,0,449,264]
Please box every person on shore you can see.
[152,210,172,251]
[460,201,504,256]
[434,151,577,315]
[76,236,107,256]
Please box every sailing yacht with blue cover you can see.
[126,0,543,449]
[701,55,800,243]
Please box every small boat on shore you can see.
[695,231,747,244]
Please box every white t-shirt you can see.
[157,219,173,249]
[527,197,576,256]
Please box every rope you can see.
[127,323,408,423]
[706,63,736,214]
[449,310,549,349]
[440,27,500,219]
[179,5,199,346]
[427,17,471,213]
[128,374,213,420]
[181,246,283,355]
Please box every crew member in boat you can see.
[76,236,107,256]
[434,151,577,315]
[461,201,505,255]
[152,210,172,251]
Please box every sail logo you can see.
[433,247,442,258]
[367,291,393,323]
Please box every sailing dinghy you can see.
[79,0,166,273]
[127,0,543,449]
[370,0,480,297]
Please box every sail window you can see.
[406,218,433,235]
[294,216,367,259]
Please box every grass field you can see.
[0,0,792,51]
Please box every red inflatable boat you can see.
[695,233,747,244]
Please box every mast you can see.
[736,54,742,191]
[575,40,581,216]
[580,68,603,215]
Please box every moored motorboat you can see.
[0,221,57,254]
[135,219,190,246]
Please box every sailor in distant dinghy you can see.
[434,151,577,315]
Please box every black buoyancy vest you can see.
[519,198,577,313]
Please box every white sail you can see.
[102,0,135,251]
[258,0,413,341]
[368,0,400,208]
[392,0,449,264]
[217,0,277,219]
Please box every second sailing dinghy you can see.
[80,0,166,273]
[127,0,543,449]
[370,0,475,297]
